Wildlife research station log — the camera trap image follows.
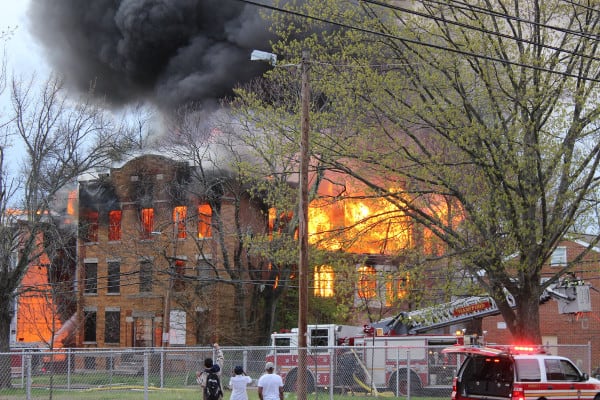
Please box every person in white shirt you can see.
[257,362,283,400]
[229,366,253,400]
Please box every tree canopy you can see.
[231,0,600,343]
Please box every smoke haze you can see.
[28,0,275,111]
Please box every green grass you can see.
[0,386,447,400]
[1,372,449,400]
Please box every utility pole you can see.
[297,49,310,400]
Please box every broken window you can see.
[357,265,377,299]
[108,210,122,241]
[140,208,154,239]
[198,204,212,239]
[173,206,187,239]
[83,210,99,242]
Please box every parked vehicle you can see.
[443,345,600,400]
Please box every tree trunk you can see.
[0,293,14,388]
[511,288,542,344]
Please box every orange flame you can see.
[308,178,412,254]
[307,174,463,255]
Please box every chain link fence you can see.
[1,343,593,400]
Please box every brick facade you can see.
[75,153,265,348]
[481,239,600,370]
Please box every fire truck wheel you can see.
[283,368,315,393]
[390,371,422,396]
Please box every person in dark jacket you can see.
[196,343,224,400]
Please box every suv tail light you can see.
[451,377,458,400]
[511,385,524,400]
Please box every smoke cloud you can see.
[28,0,275,111]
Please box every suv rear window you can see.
[460,356,513,397]
[463,356,514,382]
[515,359,541,382]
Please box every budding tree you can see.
[234,0,600,343]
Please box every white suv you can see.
[443,345,600,400]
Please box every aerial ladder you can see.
[366,278,592,336]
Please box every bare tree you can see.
[0,74,118,386]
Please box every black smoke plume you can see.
[28,0,275,111]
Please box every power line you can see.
[362,0,600,62]
[234,0,600,83]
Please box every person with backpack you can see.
[229,365,253,400]
[196,343,224,400]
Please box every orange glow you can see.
[108,210,122,241]
[314,265,334,297]
[173,206,187,239]
[17,233,62,345]
[66,190,77,216]
[423,195,464,255]
[141,208,154,239]
[198,204,212,238]
[308,178,411,254]
[307,174,463,255]
[386,273,410,305]
[357,265,377,299]
[268,208,294,238]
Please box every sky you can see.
[0,1,48,178]
[1,1,48,84]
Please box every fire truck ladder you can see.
[373,294,516,335]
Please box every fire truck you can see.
[266,281,592,395]
[267,296,510,394]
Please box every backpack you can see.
[204,371,222,400]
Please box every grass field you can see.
[0,386,448,400]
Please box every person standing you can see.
[197,343,224,400]
[257,362,283,400]
[229,365,253,400]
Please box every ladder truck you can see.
[267,281,591,395]
[267,296,512,395]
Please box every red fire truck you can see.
[266,281,591,395]
[267,296,508,395]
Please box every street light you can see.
[251,49,310,400]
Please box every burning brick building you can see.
[74,147,456,348]
[76,152,268,347]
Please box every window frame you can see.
[107,261,120,294]
[104,310,121,344]
[84,262,98,294]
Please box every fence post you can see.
[67,349,71,390]
[396,348,400,397]
[160,348,165,388]
[406,350,411,400]
[329,346,334,400]
[25,353,31,400]
[144,352,149,400]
